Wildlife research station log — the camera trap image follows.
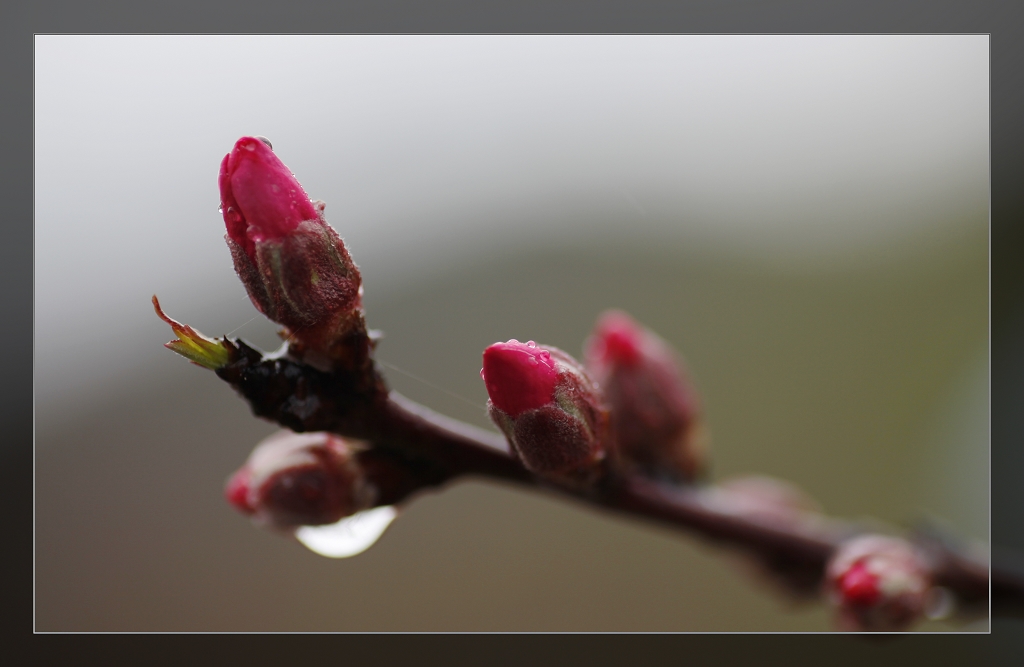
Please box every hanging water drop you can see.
[294,505,398,558]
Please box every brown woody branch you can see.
[215,337,1022,622]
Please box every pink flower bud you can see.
[219,137,362,336]
[225,431,376,530]
[584,310,706,482]
[220,136,319,258]
[714,475,822,529]
[482,340,559,417]
[482,340,607,479]
[825,535,932,631]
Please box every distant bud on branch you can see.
[825,534,932,631]
[712,475,828,597]
[584,310,706,482]
[713,475,822,529]
[482,340,607,481]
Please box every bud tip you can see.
[590,310,644,366]
[225,469,255,515]
[482,339,559,417]
[220,136,318,250]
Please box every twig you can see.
[213,337,1023,620]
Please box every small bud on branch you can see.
[226,430,375,530]
[585,310,706,482]
[482,340,607,481]
[825,535,933,631]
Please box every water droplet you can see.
[223,206,242,224]
[526,341,536,348]
[294,505,398,558]
[255,135,273,150]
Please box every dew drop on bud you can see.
[294,505,398,558]
[254,135,273,150]
[526,341,536,348]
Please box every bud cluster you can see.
[156,135,992,620]
[479,311,705,486]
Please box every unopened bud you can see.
[713,475,822,529]
[225,430,376,530]
[712,476,828,598]
[482,340,607,480]
[825,535,932,631]
[584,310,706,482]
[219,137,363,346]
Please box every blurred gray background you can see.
[35,35,988,631]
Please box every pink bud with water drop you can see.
[225,430,376,530]
[220,136,362,337]
[482,340,607,480]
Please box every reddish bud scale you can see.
[482,340,607,480]
[219,137,363,342]
[825,535,932,632]
[584,310,705,482]
[226,214,362,330]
